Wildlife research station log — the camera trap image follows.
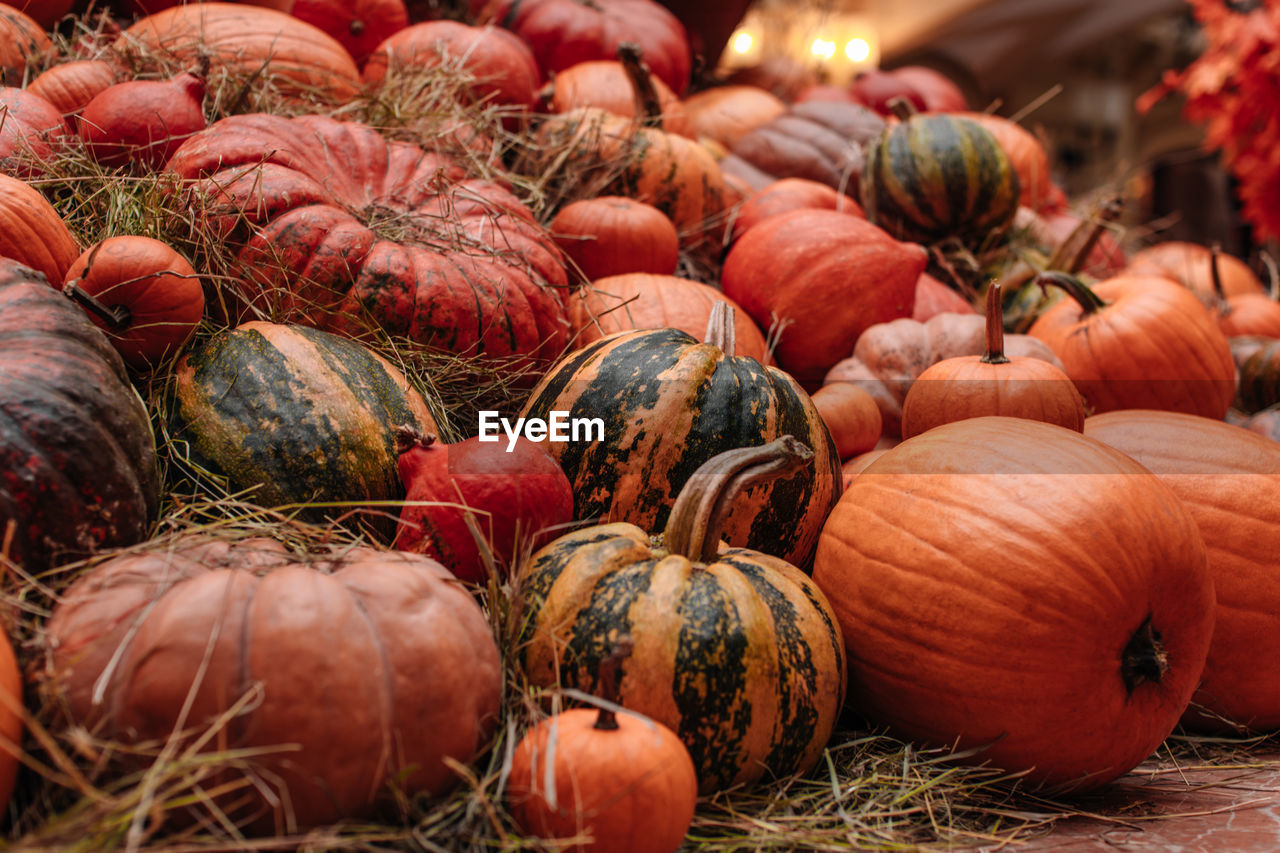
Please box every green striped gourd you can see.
[170,322,439,533]
[861,111,1020,245]
[516,438,847,793]
[519,302,840,569]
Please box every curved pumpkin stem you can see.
[886,96,918,122]
[703,300,737,357]
[61,281,131,331]
[617,41,664,129]
[1209,243,1232,318]
[1035,270,1108,317]
[663,436,813,564]
[1121,614,1169,696]
[981,283,1009,365]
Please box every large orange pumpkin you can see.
[0,173,80,286]
[813,416,1215,792]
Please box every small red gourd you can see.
[901,283,1085,437]
[62,236,204,369]
[507,644,698,853]
[393,428,574,583]
[78,72,207,170]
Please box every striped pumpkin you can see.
[520,303,840,569]
[516,438,847,793]
[861,113,1020,245]
[170,322,439,534]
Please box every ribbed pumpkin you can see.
[43,535,502,833]
[1084,410,1280,733]
[0,259,159,571]
[166,113,569,367]
[27,60,117,117]
[1124,241,1264,301]
[169,322,439,535]
[516,438,846,793]
[955,111,1056,214]
[813,417,1215,792]
[1203,246,1280,337]
[0,173,80,293]
[122,3,362,102]
[520,302,840,569]
[545,59,691,135]
[254,0,409,66]
[1028,271,1236,419]
[861,112,1021,246]
[0,3,50,83]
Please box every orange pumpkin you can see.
[911,272,974,321]
[0,86,66,174]
[249,0,409,66]
[900,284,1085,437]
[729,177,862,242]
[0,173,80,285]
[1203,246,1280,337]
[0,3,51,83]
[78,73,207,170]
[957,111,1058,214]
[813,416,1215,792]
[551,196,679,282]
[545,59,691,135]
[811,382,882,459]
[1124,241,1264,300]
[682,84,786,148]
[27,60,117,117]
[1084,410,1280,733]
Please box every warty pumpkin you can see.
[813,416,1215,792]
[516,438,847,793]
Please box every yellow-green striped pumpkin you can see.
[861,113,1020,246]
[170,322,439,531]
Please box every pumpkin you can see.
[551,196,679,282]
[26,60,117,118]
[725,56,817,102]
[1202,245,1280,337]
[169,322,439,536]
[849,70,926,114]
[516,438,847,792]
[956,111,1057,214]
[253,0,408,66]
[392,427,574,584]
[1084,410,1280,733]
[1124,240,1264,300]
[121,3,362,103]
[0,174,79,286]
[884,65,969,112]
[544,59,691,135]
[728,177,862,242]
[900,284,1085,437]
[61,236,204,370]
[521,302,840,568]
[840,448,888,488]
[720,207,927,388]
[77,73,207,170]
[0,3,50,84]
[0,259,159,571]
[1020,204,1128,281]
[719,100,885,194]
[912,272,975,321]
[475,0,692,95]
[1028,271,1236,419]
[362,20,539,115]
[810,382,881,459]
[813,416,1215,792]
[682,84,786,149]
[823,309,1064,437]
[0,86,65,174]
[861,111,1021,246]
[166,113,570,368]
[565,272,769,362]
[0,627,18,811]
[43,535,502,833]
[1237,337,1280,414]
[507,647,698,853]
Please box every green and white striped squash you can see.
[515,438,847,793]
[170,322,439,532]
[519,303,841,569]
[861,112,1021,246]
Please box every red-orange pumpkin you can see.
[0,87,65,173]
[729,177,862,242]
[252,0,408,66]
[551,196,679,282]
[26,60,117,118]
[544,59,691,135]
[0,173,80,285]
[1124,241,1264,300]
[0,3,51,83]
[78,73,207,170]
[682,84,786,148]
[911,272,975,321]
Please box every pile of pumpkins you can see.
[2,0,1280,849]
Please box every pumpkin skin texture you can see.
[0,259,159,571]
[393,430,574,584]
[0,627,19,811]
[62,236,204,370]
[251,0,409,66]
[0,173,80,292]
[1124,241,1264,301]
[166,113,569,368]
[0,4,51,84]
[551,197,680,282]
[1084,410,1280,733]
[1028,272,1236,419]
[729,177,862,242]
[565,272,769,362]
[516,439,847,793]
[683,84,786,149]
[912,272,975,321]
[520,306,841,569]
[78,73,207,171]
[721,208,927,388]
[813,416,1215,792]
[0,87,66,173]
[43,536,503,833]
[955,112,1055,214]
[170,322,438,534]
[545,59,691,135]
[811,382,881,459]
[27,60,117,118]
[861,113,1021,246]
[507,706,697,853]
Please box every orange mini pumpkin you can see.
[551,196,679,282]
[811,381,882,459]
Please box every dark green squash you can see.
[169,321,439,535]
[519,303,841,569]
[0,259,159,571]
[515,437,847,793]
[860,112,1020,246]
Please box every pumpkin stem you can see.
[1209,243,1231,317]
[62,281,131,331]
[617,42,664,129]
[886,96,918,122]
[703,300,737,357]
[1121,614,1169,696]
[1035,270,1109,316]
[981,283,1009,365]
[594,638,634,731]
[1058,195,1123,276]
[663,437,813,564]
[394,426,438,454]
